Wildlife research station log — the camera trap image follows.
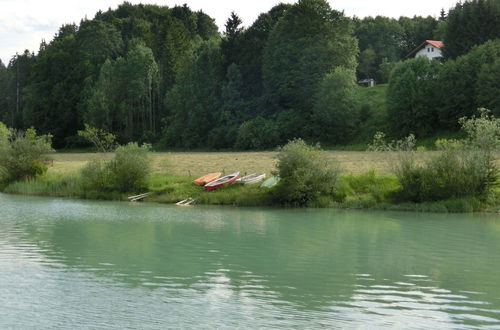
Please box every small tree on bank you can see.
[0,124,54,184]
[77,124,117,152]
[273,138,339,206]
[80,142,151,193]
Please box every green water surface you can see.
[1,193,500,329]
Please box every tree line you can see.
[0,0,498,149]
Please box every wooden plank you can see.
[128,192,151,200]
[129,192,152,202]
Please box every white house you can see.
[407,40,444,60]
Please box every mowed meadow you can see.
[49,150,467,177]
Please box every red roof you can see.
[426,40,443,48]
[406,40,444,57]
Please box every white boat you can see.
[236,173,266,184]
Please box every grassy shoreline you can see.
[3,152,499,213]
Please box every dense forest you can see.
[0,0,498,149]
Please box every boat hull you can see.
[260,176,280,188]
[236,173,266,185]
[193,172,221,186]
[204,172,240,191]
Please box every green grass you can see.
[337,170,400,203]
[3,150,498,212]
[356,84,389,143]
[3,170,498,212]
[4,172,83,197]
[146,173,270,206]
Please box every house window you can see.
[431,47,434,52]
[427,48,430,52]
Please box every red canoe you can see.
[204,172,240,191]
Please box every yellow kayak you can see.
[193,172,221,186]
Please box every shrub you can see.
[371,109,499,203]
[109,142,151,192]
[0,126,54,184]
[272,139,339,206]
[80,159,113,192]
[80,142,152,193]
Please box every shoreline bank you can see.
[3,172,498,214]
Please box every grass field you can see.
[48,150,438,177]
[4,150,497,212]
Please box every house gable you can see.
[407,40,444,60]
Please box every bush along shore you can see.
[1,110,499,213]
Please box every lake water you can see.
[1,193,500,329]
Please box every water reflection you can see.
[1,194,500,328]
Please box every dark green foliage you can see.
[195,11,219,40]
[312,67,360,144]
[3,1,497,151]
[0,60,9,125]
[262,0,358,137]
[0,125,54,184]
[208,64,245,149]
[164,40,224,148]
[354,16,403,82]
[354,15,438,82]
[437,40,500,127]
[443,0,500,59]
[386,40,500,137]
[358,48,377,79]
[221,12,243,69]
[387,57,441,137]
[0,3,216,148]
[0,50,36,128]
[398,16,438,57]
[476,58,500,116]
[235,117,279,150]
[356,84,389,142]
[77,19,124,77]
[22,24,88,147]
[272,139,339,206]
[232,4,291,100]
[83,43,160,142]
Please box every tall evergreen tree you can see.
[22,25,82,147]
[221,12,244,69]
[444,0,500,59]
